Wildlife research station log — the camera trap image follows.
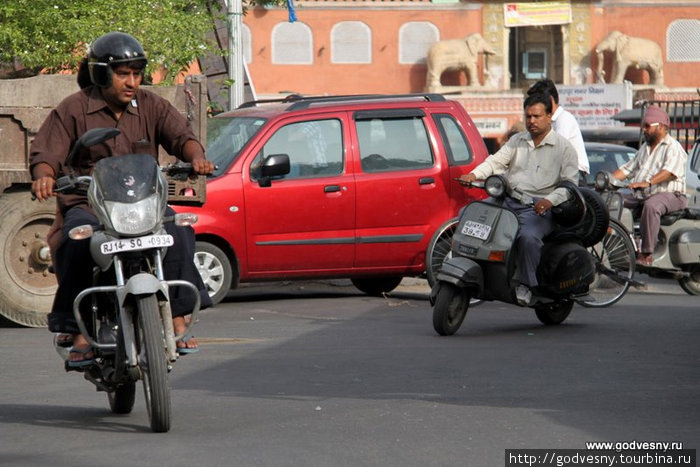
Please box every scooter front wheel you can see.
[136,295,171,432]
[432,283,470,336]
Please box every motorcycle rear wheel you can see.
[108,382,136,414]
[583,218,635,307]
[535,300,573,325]
[136,295,171,433]
[432,282,470,336]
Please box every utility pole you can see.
[227,0,244,110]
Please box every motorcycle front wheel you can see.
[583,218,635,308]
[432,282,470,336]
[136,295,171,433]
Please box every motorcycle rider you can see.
[458,92,579,306]
[610,105,688,266]
[29,32,214,365]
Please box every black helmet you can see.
[88,32,147,88]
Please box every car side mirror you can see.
[258,154,291,187]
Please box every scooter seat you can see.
[661,208,700,225]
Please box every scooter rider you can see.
[458,92,579,306]
[29,32,214,365]
[609,105,688,267]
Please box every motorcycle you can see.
[430,175,608,336]
[594,171,700,295]
[51,128,203,432]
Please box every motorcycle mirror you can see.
[65,128,121,169]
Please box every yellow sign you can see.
[504,2,572,27]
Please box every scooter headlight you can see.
[594,171,609,191]
[484,175,507,198]
[105,195,160,235]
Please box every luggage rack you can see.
[237,93,447,110]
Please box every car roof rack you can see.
[237,93,446,110]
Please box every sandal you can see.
[67,344,95,368]
[54,333,74,348]
[176,334,199,355]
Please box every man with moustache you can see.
[610,105,688,267]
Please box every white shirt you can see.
[552,106,589,174]
[471,129,580,206]
[619,133,687,195]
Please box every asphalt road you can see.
[0,279,697,467]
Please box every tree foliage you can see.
[0,0,227,84]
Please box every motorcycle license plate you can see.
[461,221,491,240]
[100,234,174,254]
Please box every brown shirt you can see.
[30,86,202,213]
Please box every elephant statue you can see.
[425,33,496,92]
[595,30,664,85]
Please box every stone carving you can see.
[425,33,496,92]
[595,30,664,85]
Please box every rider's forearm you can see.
[181,139,206,163]
[648,169,675,186]
[31,162,56,181]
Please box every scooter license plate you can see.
[461,221,491,240]
[100,234,174,254]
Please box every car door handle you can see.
[419,177,434,185]
[324,185,341,193]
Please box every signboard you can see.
[473,118,509,137]
[557,83,633,129]
[504,2,572,27]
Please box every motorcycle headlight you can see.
[484,175,507,198]
[594,171,609,191]
[105,195,160,235]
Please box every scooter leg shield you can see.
[433,257,483,293]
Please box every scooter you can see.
[430,175,606,336]
[594,171,700,295]
[51,128,203,432]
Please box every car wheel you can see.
[194,241,233,305]
[351,276,402,296]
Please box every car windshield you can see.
[586,148,636,184]
[207,116,267,177]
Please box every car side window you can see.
[433,114,473,165]
[250,119,343,180]
[356,117,434,172]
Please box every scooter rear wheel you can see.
[108,382,136,414]
[535,300,573,325]
[432,283,470,336]
[678,270,700,295]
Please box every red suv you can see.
[177,94,488,303]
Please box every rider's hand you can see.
[628,181,650,190]
[191,158,215,175]
[31,176,55,201]
[534,199,553,216]
[457,173,476,186]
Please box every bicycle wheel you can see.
[426,218,458,288]
[136,295,171,432]
[582,218,635,308]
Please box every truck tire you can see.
[0,192,56,327]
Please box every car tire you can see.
[351,276,402,296]
[194,241,233,305]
